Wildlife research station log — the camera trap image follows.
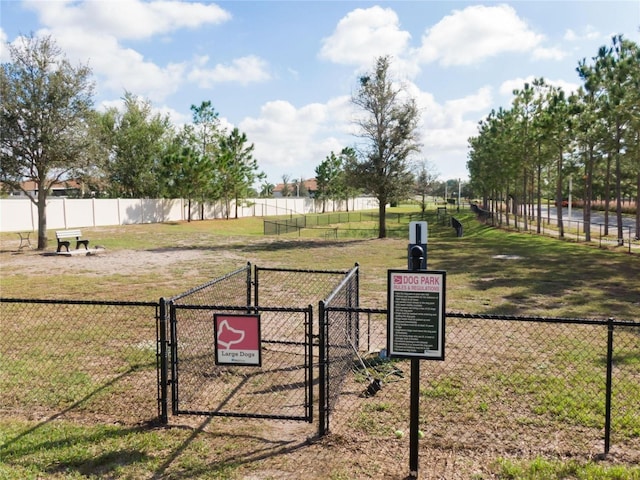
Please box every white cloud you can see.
[42,27,186,102]
[564,26,601,42]
[421,87,493,171]
[188,55,271,87]
[319,6,411,67]
[16,1,252,103]
[238,78,489,183]
[416,4,544,66]
[499,76,536,97]
[239,97,355,182]
[0,28,9,62]
[532,46,569,61]
[499,76,580,99]
[23,0,231,39]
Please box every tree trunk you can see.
[556,150,564,238]
[37,185,48,250]
[614,119,624,246]
[584,144,594,242]
[604,153,611,236]
[536,160,542,234]
[378,201,386,238]
[635,169,640,240]
[522,170,528,231]
[634,132,640,240]
[615,152,623,246]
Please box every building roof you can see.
[273,178,317,194]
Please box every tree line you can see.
[467,35,640,243]
[2,34,433,247]
[1,35,265,247]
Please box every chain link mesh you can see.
[327,313,640,461]
[0,299,158,424]
[255,266,351,310]
[172,306,312,420]
[170,263,251,307]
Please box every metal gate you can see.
[170,303,314,421]
[158,263,355,425]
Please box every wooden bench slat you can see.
[55,230,89,252]
[56,230,83,238]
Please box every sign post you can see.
[387,222,446,478]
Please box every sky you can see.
[1,1,639,187]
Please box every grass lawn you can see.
[1,207,639,479]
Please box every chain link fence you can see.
[0,299,159,424]
[326,311,640,462]
[162,265,355,428]
[263,211,432,238]
[2,273,638,462]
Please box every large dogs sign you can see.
[214,313,262,366]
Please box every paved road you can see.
[539,207,637,237]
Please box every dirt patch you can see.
[3,247,223,276]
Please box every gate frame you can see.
[168,303,314,421]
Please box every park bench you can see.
[56,229,89,253]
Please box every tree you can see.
[413,160,439,215]
[1,34,96,249]
[315,151,343,212]
[190,100,221,159]
[599,36,638,245]
[348,56,421,238]
[259,181,274,197]
[280,174,292,197]
[216,127,263,219]
[158,138,214,222]
[99,92,171,198]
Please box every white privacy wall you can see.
[0,197,378,232]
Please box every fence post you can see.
[307,304,314,423]
[246,262,252,311]
[318,300,327,436]
[604,317,614,455]
[157,298,168,424]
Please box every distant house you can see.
[273,178,317,198]
[2,179,84,198]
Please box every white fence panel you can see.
[64,199,94,228]
[45,199,67,230]
[0,196,379,232]
[0,199,35,232]
[117,199,142,225]
[94,199,120,226]
[162,199,184,223]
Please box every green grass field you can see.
[1,206,639,479]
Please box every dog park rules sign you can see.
[214,314,262,367]
[387,270,446,360]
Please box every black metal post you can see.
[169,301,179,415]
[157,298,168,424]
[307,304,314,423]
[254,264,259,308]
[604,317,614,455]
[318,300,327,436]
[409,358,420,477]
[246,262,252,312]
[409,243,424,478]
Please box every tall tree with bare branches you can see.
[348,56,421,238]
